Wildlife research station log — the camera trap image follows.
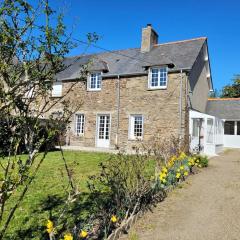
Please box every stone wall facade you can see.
[48,71,189,151]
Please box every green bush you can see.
[87,153,165,238]
[194,155,209,167]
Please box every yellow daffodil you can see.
[46,220,54,234]
[180,166,184,170]
[162,179,166,184]
[177,168,180,172]
[162,167,168,173]
[179,152,187,160]
[160,172,167,178]
[111,215,117,223]
[184,171,188,176]
[80,230,88,238]
[167,162,173,168]
[176,173,181,179]
[64,233,73,240]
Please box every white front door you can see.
[96,114,110,148]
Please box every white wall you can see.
[223,135,240,148]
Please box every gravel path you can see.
[120,149,240,240]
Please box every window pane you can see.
[224,121,235,135]
[237,121,240,135]
[207,118,213,143]
[134,116,143,137]
[151,69,158,87]
[90,73,101,89]
[150,67,167,88]
[192,119,199,137]
[97,73,102,89]
[76,114,85,135]
[99,116,105,139]
[105,116,110,140]
[90,74,96,89]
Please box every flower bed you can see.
[45,153,208,240]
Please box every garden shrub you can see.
[194,155,209,167]
[86,153,166,238]
[44,151,208,239]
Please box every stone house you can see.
[49,24,213,152]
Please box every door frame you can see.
[95,113,111,148]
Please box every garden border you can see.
[107,179,184,240]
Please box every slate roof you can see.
[206,99,240,120]
[56,37,206,80]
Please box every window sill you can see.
[147,87,167,91]
[51,95,62,98]
[75,134,84,137]
[128,137,143,141]
[87,88,101,92]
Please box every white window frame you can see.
[206,118,214,143]
[148,66,168,89]
[87,72,102,91]
[129,114,144,140]
[51,81,62,97]
[75,113,85,136]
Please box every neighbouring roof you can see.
[206,98,240,120]
[56,37,206,80]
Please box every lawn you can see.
[1,150,110,239]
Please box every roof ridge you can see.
[65,37,207,59]
[154,37,207,47]
[208,98,240,101]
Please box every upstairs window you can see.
[52,82,62,97]
[149,67,168,89]
[88,72,102,91]
[129,115,143,140]
[75,114,85,135]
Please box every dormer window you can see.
[148,67,168,89]
[88,72,102,91]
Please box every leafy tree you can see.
[220,75,240,98]
[0,1,92,238]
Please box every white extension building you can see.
[189,98,240,156]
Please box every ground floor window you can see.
[237,121,240,135]
[75,114,85,135]
[224,121,240,135]
[129,115,143,139]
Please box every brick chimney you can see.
[141,24,158,53]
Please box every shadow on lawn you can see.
[11,192,97,240]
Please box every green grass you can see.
[1,150,110,239]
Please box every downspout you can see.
[179,69,183,139]
[115,75,120,148]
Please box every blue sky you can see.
[50,0,240,91]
